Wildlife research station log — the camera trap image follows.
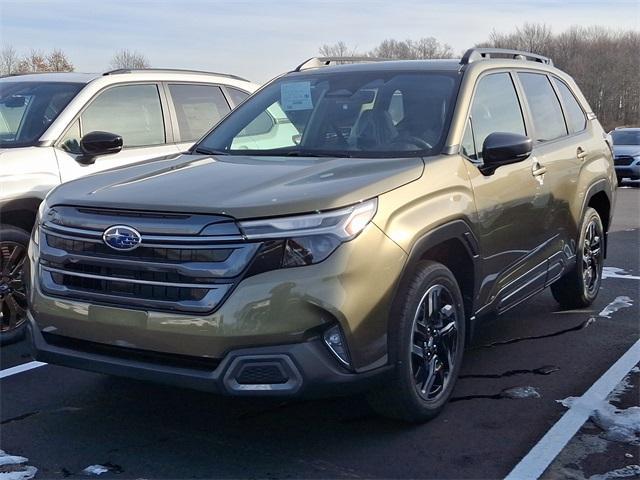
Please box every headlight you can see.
[241,198,377,272]
[239,198,377,241]
[32,202,48,246]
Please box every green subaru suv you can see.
[27,49,616,422]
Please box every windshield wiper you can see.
[192,146,229,156]
[286,150,352,158]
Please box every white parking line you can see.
[0,361,47,379]
[603,273,640,281]
[505,339,640,480]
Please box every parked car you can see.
[610,127,640,184]
[0,69,258,344]
[27,49,615,422]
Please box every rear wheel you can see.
[551,207,604,309]
[0,226,30,345]
[368,261,465,422]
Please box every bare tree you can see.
[46,49,74,72]
[318,41,360,57]
[478,23,640,130]
[370,38,454,59]
[0,46,20,75]
[109,49,150,69]
[17,50,48,73]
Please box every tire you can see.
[367,261,465,422]
[0,226,30,346]
[551,207,604,309]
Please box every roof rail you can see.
[102,68,250,82]
[294,56,386,72]
[460,48,553,66]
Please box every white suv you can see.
[0,69,257,344]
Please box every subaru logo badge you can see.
[103,225,142,251]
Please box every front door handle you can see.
[577,146,588,160]
[532,159,547,177]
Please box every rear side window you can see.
[226,87,250,106]
[553,78,587,133]
[469,73,526,160]
[82,84,165,148]
[518,73,567,142]
[168,84,231,142]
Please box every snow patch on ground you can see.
[592,402,640,445]
[590,464,640,479]
[558,371,640,446]
[599,296,633,318]
[501,386,541,399]
[0,450,37,480]
[82,465,110,476]
[602,267,630,277]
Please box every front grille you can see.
[49,270,208,302]
[39,207,260,314]
[614,155,635,166]
[46,235,233,263]
[236,365,289,384]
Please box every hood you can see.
[613,145,640,157]
[47,153,424,218]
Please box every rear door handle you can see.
[577,146,588,160]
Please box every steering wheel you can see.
[391,136,432,150]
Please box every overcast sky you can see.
[1,0,638,82]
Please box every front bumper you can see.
[29,222,408,372]
[615,164,640,179]
[29,314,390,397]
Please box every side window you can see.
[59,119,81,154]
[553,78,587,134]
[460,118,477,160]
[168,84,231,142]
[81,84,165,148]
[470,73,526,159]
[518,73,567,142]
[226,87,250,106]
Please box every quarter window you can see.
[59,119,81,154]
[460,118,476,160]
[470,73,526,160]
[553,78,587,133]
[226,87,250,106]
[518,73,567,142]
[81,84,165,148]
[168,84,231,142]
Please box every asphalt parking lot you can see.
[1,185,638,480]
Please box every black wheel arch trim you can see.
[581,178,614,258]
[388,219,481,343]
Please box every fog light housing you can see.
[323,324,351,368]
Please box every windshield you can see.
[0,81,84,148]
[195,70,459,158]
[611,130,640,146]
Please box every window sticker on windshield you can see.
[281,82,313,111]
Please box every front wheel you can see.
[551,207,604,309]
[0,226,30,345]
[368,261,465,422]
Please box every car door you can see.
[55,83,180,182]
[461,71,550,314]
[164,83,233,152]
[515,72,584,285]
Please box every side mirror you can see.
[77,131,123,165]
[480,132,533,175]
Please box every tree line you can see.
[0,48,150,76]
[319,24,639,131]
